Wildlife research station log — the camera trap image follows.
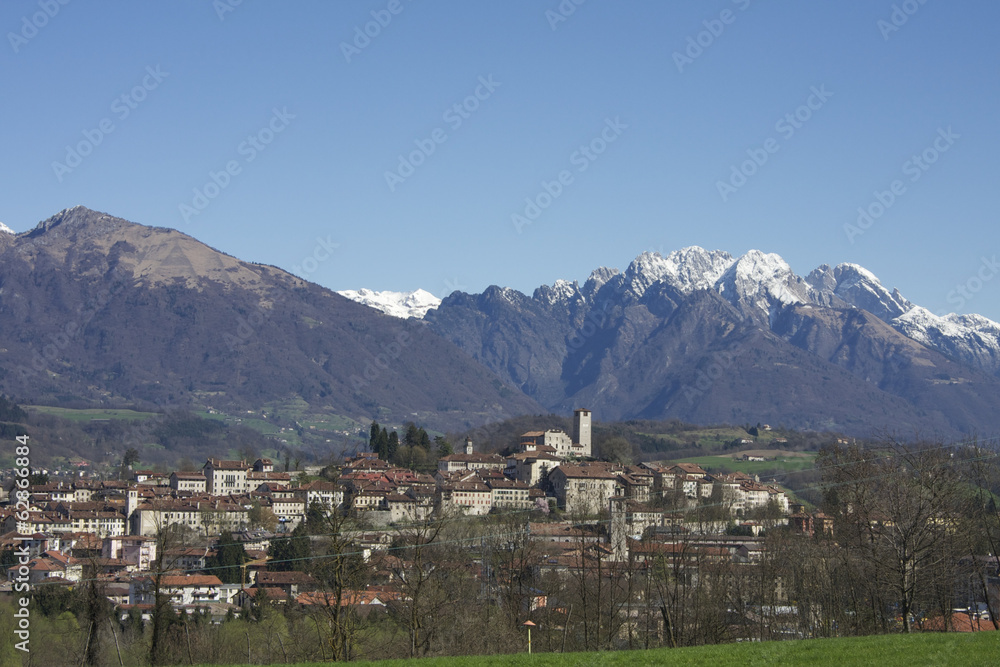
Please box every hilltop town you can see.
[1,409,799,622]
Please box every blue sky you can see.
[3,1,998,319]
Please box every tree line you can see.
[368,420,451,471]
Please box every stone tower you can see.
[572,408,592,457]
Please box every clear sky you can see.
[3,1,998,319]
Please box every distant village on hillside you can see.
[1,408,805,620]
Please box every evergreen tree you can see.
[434,436,453,457]
[304,500,327,534]
[378,427,390,460]
[387,430,399,462]
[369,421,380,453]
[267,523,311,571]
[404,422,420,448]
[209,532,249,584]
[0,395,27,422]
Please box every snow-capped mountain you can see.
[422,245,1000,437]
[347,246,1000,395]
[713,250,817,324]
[336,288,441,319]
[0,222,14,235]
[892,307,1000,374]
[807,263,911,320]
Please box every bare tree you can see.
[822,440,965,632]
[307,509,371,660]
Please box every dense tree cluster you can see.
[368,420,442,471]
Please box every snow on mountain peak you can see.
[891,307,1000,373]
[718,250,798,297]
[660,246,735,292]
[835,262,880,285]
[535,278,582,305]
[0,222,14,235]
[624,251,674,297]
[337,288,441,319]
[711,249,821,324]
[581,266,620,299]
[623,246,735,298]
[806,262,911,321]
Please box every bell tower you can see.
[572,408,592,457]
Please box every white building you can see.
[203,459,251,495]
[130,574,223,606]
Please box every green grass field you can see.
[639,427,797,453]
[674,452,818,476]
[202,632,999,667]
[196,400,367,452]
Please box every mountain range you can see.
[6,206,1000,441]
[410,247,1000,439]
[0,207,540,431]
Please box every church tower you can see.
[572,408,592,457]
